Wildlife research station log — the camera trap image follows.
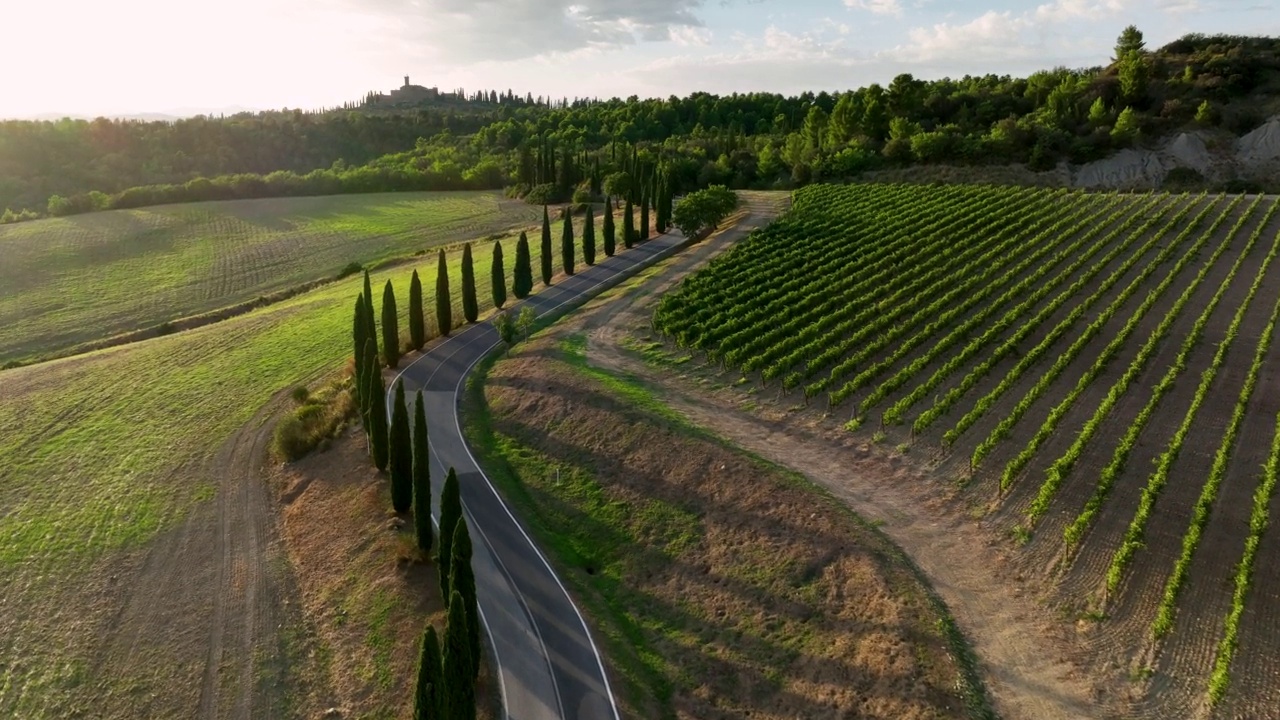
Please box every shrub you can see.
[525,183,567,205]
[336,261,363,279]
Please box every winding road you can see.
[389,226,702,720]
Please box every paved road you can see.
[390,228,699,720]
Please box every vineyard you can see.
[653,183,1280,718]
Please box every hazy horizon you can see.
[2,0,1277,120]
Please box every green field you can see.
[0,190,542,364]
[654,183,1280,718]
[0,206,577,717]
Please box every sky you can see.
[1,0,1276,119]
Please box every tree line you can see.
[341,194,668,714]
[8,27,1264,223]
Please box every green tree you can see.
[442,589,476,720]
[540,206,553,286]
[450,519,481,679]
[1114,24,1145,60]
[561,208,575,276]
[361,337,378,437]
[389,380,412,513]
[1118,51,1148,104]
[1195,100,1216,125]
[415,624,442,720]
[602,172,630,206]
[353,293,368,411]
[435,249,452,337]
[1112,106,1140,144]
[461,243,478,324]
[381,280,400,368]
[439,467,461,596]
[494,311,518,348]
[622,197,635,249]
[602,201,616,256]
[408,269,425,351]
[490,240,506,310]
[513,231,533,298]
[362,270,376,341]
[582,205,596,266]
[367,350,389,472]
[672,185,738,238]
[1088,97,1110,125]
[412,390,432,553]
[639,191,650,241]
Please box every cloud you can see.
[329,0,707,63]
[843,0,903,16]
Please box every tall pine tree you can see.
[353,293,368,409]
[389,380,412,513]
[582,205,596,266]
[412,391,432,553]
[513,231,533,299]
[435,249,452,337]
[540,206,553,286]
[639,191,650,242]
[560,208,575,276]
[443,589,476,720]
[362,270,376,342]
[381,280,400,368]
[461,243,478,324]
[602,199,615,257]
[408,269,425,350]
[622,198,635,249]
[361,337,379,437]
[367,351,389,472]
[491,240,506,310]
[439,468,462,597]
[450,521,481,680]
[415,624,442,720]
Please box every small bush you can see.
[272,379,357,462]
[290,385,310,405]
[155,321,176,336]
[337,261,363,279]
[525,183,568,205]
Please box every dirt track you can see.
[579,202,1114,720]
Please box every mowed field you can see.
[0,203,568,717]
[0,190,542,364]
[654,183,1280,718]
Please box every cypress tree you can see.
[639,191,650,242]
[438,467,461,596]
[560,208,575,275]
[362,270,376,338]
[443,589,476,720]
[408,269,425,350]
[622,198,635,249]
[353,293,367,408]
[491,240,506,310]
[368,351,389,472]
[412,390,432,553]
[361,337,379,436]
[540,206,553,286]
[602,198,615,257]
[582,205,596,266]
[461,243,478,324]
[450,520,481,679]
[389,380,412,513]
[414,624,442,720]
[513,231,533,299]
[435,249,452,337]
[381,280,400,368]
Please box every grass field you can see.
[0,190,543,364]
[653,183,1280,718]
[0,203,610,717]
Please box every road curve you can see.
[390,227,699,720]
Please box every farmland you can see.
[0,190,541,364]
[0,208,562,717]
[653,183,1280,718]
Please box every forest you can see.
[3,30,1278,223]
